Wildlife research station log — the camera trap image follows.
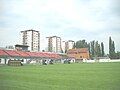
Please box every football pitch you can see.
[0,62,120,90]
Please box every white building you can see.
[61,41,66,53]
[66,40,75,50]
[61,40,75,53]
[46,36,61,53]
[20,29,40,52]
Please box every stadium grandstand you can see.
[0,49,61,64]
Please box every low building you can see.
[0,49,61,64]
[5,45,15,50]
[15,44,29,51]
[67,48,90,61]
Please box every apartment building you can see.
[20,29,40,52]
[46,36,61,53]
[61,40,75,53]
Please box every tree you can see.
[116,51,120,59]
[74,39,106,59]
[109,37,116,59]
[109,37,112,58]
[90,41,95,57]
[73,42,76,49]
[65,49,67,53]
[42,50,45,52]
[76,40,88,48]
[94,41,98,56]
[101,42,105,57]
[61,49,64,53]
[90,41,101,58]
[94,41,102,59]
[98,44,101,57]
[87,43,91,54]
[112,41,115,54]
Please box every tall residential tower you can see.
[20,29,40,52]
[61,40,75,53]
[46,36,61,53]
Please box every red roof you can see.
[35,52,45,57]
[0,49,8,56]
[67,48,89,54]
[16,51,30,57]
[42,52,51,58]
[0,49,61,59]
[4,50,20,57]
[25,52,39,57]
[50,53,61,59]
[25,52,45,57]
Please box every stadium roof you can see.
[0,49,61,59]
[0,49,8,56]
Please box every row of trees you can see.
[109,37,120,59]
[73,40,105,58]
[72,37,120,59]
[109,37,115,59]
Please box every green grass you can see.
[0,63,120,90]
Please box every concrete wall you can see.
[83,59,120,63]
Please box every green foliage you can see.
[0,63,120,90]
[65,49,67,53]
[72,42,76,49]
[101,42,105,57]
[61,49,64,53]
[90,41,95,57]
[90,41,102,58]
[93,41,101,59]
[76,40,88,48]
[94,41,99,57]
[74,40,105,59]
[109,37,116,59]
[115,51,120,59]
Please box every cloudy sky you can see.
[0,0,120,53]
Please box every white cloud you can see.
[0,0,120,52]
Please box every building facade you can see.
[61,40,75,53]
[15,44,29,51]
[66,40,75,50]
[61,41,66,53]
[46,36,61,53]
[20,29,40,52]
[67,48,90,60]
